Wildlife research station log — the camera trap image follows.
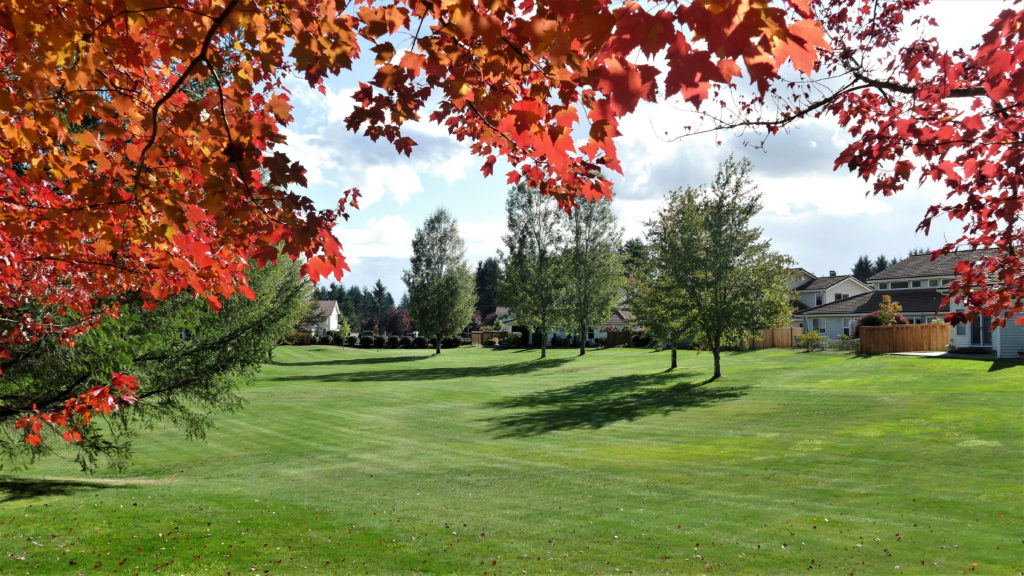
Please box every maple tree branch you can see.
[131,0,243,193]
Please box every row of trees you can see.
[313,280,409,335]
[627,157,795,378]
[850,248,931,282]
[499,185,624,358]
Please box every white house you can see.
[802,250,1024,358]
[313,300,340,336]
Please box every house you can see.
[801,250,1024,358]
[312,300,340,336]
[792,270,872,309]
[788,268,872,328]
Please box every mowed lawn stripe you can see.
[1,345,1020,575]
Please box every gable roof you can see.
[316,300,339,317]
[868,249,996,282]
[801,289,948,317]
[795,274,861,291]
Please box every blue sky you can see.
[280,0,1008,300]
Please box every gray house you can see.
[801,250,1024,358]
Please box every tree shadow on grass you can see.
[271,354,428,367]
[266,357,574,383]
[0,477,122,503]
[485,372,747,437]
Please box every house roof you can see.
[316,300,339,317]
[867,249,996,282]
[789,267,817,280]
[801,289,948,317]
[606,308,635,324]
[794,274,860,291]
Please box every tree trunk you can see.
[712,334,722,380]
[540,329,547,359]
[670,343,677,370]
[435,334,441,355]
[578,323,586,356]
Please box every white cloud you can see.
[338,214,416,265]
[459,217,508,262]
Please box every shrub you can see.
[283,331,312,345]
[484,337,500,347]
[506,332,523,347]
[345,335,358,347]
[412,336,427,348]
[550,334,564,347]
[398,335,413,348]
[427,337,438,349]
[630,329,652,347]
[386,335,400,348]
[797,331,825,352]
[854,310,910,337]
[441,336,461,348]
[326,330,342,345]
[359,335,374,348]
[373,335,386,348]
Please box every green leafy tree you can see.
[626,243,690,370]
[0,257,312,470]
[872,255,890,276]
[402,209,476,355]
[648,156,794,380]
[620,238,647,280]
[561,196,624,356]
[499,184,565,359]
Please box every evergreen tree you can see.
[402,209,476,354]
[873,255,890,275]
[370,279,394,329]
[474,257,501,317]
[852,255,874,282]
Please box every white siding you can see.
[996,318,1024,358]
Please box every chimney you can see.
[829,270,836,277]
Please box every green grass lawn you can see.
[1,346,1021,575]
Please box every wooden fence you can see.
[748,326,802,349]
[470,330,506,346]
[859,323,951,354]
[603,331,632,347]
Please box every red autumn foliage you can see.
[0,0,825,444]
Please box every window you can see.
[842,319,852,336]
[911,280,922,287]
[891,281,909,289]
[811,318,825,333]
[929,279,940,287]
[956,323,966,336]
[970,316,993,346]
[587,329,595,340]
[879,283,888,289]
[834,293,849,301]
[815,294,824,306]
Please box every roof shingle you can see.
[801,289,948,316]
[867,249,996,282]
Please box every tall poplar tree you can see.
[648,156,794,380]
[402,209,476,355]
[499,184,564,359]
[561,196,624,356]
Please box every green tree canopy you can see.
[648,156,794,379]
[561,196,624,356]
[402,209,476,354]
[498,184,565,359]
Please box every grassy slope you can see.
[0,346,1020,575]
